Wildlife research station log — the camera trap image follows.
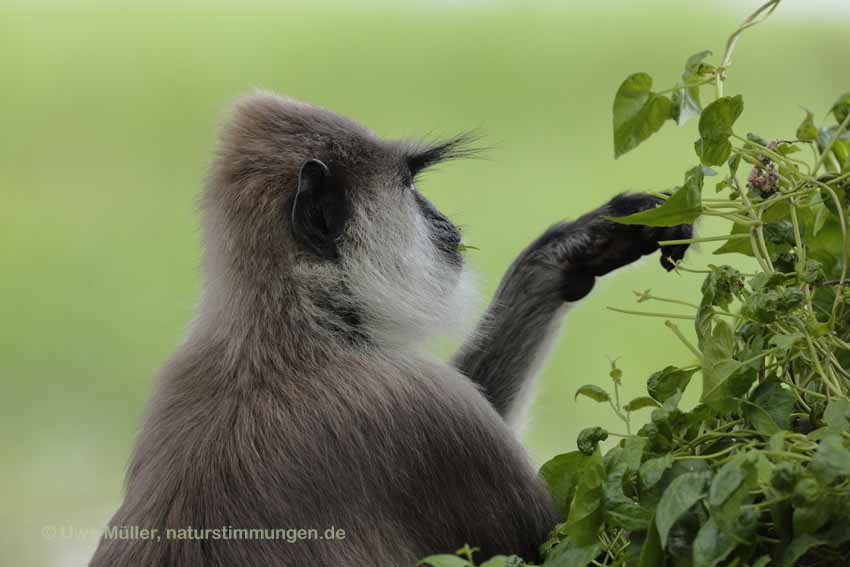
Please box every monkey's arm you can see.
[451,193,691,424]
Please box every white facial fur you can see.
[342,189,478,349]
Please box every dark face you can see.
[412,190,463,265]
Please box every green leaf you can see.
[763,220,795,245]
[777,287,804,312]
[603,438,649,530]
[702,320,740,392]
[639,454,674,490]
[564,449,606,545]
[611,166,704,226]
[742,401,781,435]
[708,456,751,507]
[750,382,795,430]
[637,523,664,567]
[702,366,754,412]
[793,496,832,535]
[708,455,758,542]
[769,332,803,351]
[832,91,850,123]
[613,73,673,158]
[695,302,714,350]
[479,556,525,567]
[624,396,660,412]
[577,427,608,455]
[811,434,850,484]
[647,366,698,402]
[741,290,782,324]
[656,471,711,548]
[817,126,850,173]
[700,320,753,411]
[808,213,847,277]
[836,139,850,171]
[694,95,744,166]
[701,265,745,309]
[796,108,819,141]
[824,399,850,433]
[671,86,700,127]
[779,534,826,567]
[749,272,790,292]
[671,51,711,126]
[604,436,646,497]
[418,555,473,567]
[799,259,826,286]
[692,517,737,567]
[696,139,732,169]
[574,385,611,403]
[776,142,801,156]
[606,500,652,531]
[539,451,589,516]
[542,539,601,567]
[754,452,775,485]
[684,50,714,75]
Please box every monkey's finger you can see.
[658,224,693,271]
[660,244,688,271]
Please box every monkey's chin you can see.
[431,262,479,341]
[359,261,479,349]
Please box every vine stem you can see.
[734,136,812,176]
[738,347,782,367]
[715,0,782,99]
[664,320,702,360]
[672,262,714,274]
[731,136,848,316]
[803,332,841,397]
[731,138,848,289]
[633,291,699,309]
[606,307,695,321]
[729,175,773,272]
[701,210,761,227]
[812,111,850,176]
[750,188,814,212]
[828,169,850,185]
[789,201,816,313]
[674,443,742,461]
[659,233,750,246]
[760,450,810,462]
[808,178,849,316]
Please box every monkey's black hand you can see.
[536,193,692,302]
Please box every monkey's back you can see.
[90,345,557,567]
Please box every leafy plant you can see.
[421,1,850,566]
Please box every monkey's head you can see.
[200,92,477,348]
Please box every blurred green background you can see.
[1,0,847,565]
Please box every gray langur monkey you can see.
[90,92,691,567]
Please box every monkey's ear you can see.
[290,159,349,259]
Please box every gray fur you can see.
[452,240,571,426]
[91,92,690,567]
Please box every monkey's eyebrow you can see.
[403,132,483,176]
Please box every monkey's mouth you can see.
[413,191,463,265]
